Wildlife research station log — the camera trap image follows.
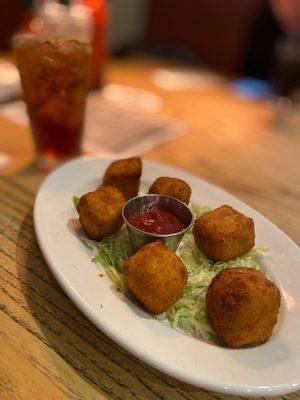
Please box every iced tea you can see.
[14,37,91,169]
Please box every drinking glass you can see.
[14,36,91,170]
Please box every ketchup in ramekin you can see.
[122,194,194,253]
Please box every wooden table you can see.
[0,56,299,400]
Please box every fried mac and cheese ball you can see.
[102,157,142,200]
[148,177,191,205]
[193,205,255,261]
[206,267,281,348]
[77,186,126,240]
[124,241,188,314]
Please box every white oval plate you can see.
[34,156,300,397]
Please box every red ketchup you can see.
[128,207,183,235]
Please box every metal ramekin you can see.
[122,194,194,253]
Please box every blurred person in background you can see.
[244,0,300,95]
[270,0,300,36]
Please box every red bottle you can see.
[82,0,108,89]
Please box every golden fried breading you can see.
[193,205,255,261]
[148,177,191,205]
[102,157,142,200]
[77,186,126,240]
[206,267,280,348]
[124,241,188,314]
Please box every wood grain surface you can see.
[0,56,299,400]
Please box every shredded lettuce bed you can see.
[76,200,268,342]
